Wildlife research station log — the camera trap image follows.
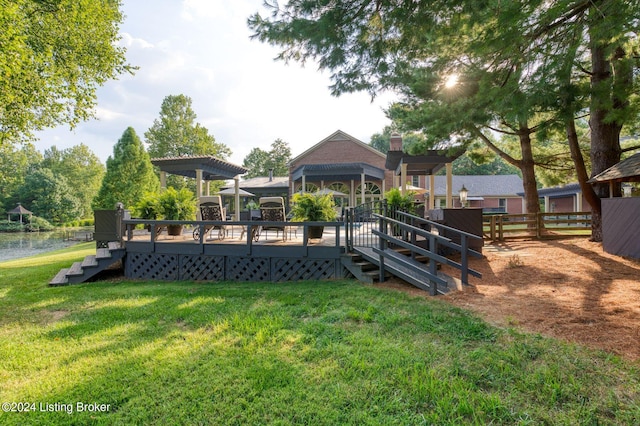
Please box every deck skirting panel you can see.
[124,245,343,282]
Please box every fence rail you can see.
[484,212,592,241]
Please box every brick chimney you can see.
[390,133,403,151]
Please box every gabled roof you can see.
[289,130,385,164]
[588,152,640,184]
[432,175,524,197]
[535,183,582,198]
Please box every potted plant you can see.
[134,192,161,230]
[290,192,336,238]
[157,187,196,235]
[385,188,417,237]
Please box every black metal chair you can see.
[193,197,226,240]
[257,196,287,241]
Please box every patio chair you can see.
[257,196,288,241]
[193,196,226,240]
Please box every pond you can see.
[0,230,91,262]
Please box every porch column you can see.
[544,196,550,212]
[360,173,366,204]
[160,171,167,190]
[234,175,240,220]
[400,163,408,195]
[576,192,583,212]
[205,181,211,196]
[195,169,203,200]
[429,174,435,210]
[350,180,355,206]
[445,163,453,208]
[381,178,386,198]
[302,175,306,193]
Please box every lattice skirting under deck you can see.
[125,252,339,282]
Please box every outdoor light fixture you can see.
[459,185,468,208]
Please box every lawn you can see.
[1,243,638,425]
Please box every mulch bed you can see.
[376,237,640,362]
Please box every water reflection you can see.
[0,232,83,262]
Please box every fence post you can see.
[490,215,496,241]
[536,213,542,239]
[498,215,504,241]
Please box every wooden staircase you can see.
[342,247,461,295]
[49,242,125,286]
[341,252,390,284]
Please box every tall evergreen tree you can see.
[93,127,159,210]
[249,0,639,239]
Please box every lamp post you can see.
[459,185,468,208]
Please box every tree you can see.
[249,0,639,239]
[0,143,42,212]
[93,127,160,211]
[145,94,231,159]
[242,139,292,178]
[41,144,105,218]
[145,94,232,190]
[0,0,132,145]
[18,168,82,224]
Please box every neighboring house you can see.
[534,183,593,213]
[431,175,525,214]
[288,130,394,207]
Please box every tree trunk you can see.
[566,119,602,240]
[589,40,624,241]
[518,125,541,218]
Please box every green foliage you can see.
[41,144,105,218]
[290,193,336,221]
[92,127,160,211]
[384,188,416,214]
[0,220,25,232]
[145,94,231,160]
[0,143,42,212]
[157,187,196,221]
[134,192,162,219]
[17,168,82,225]
[242,139,292,178]
[25,216,55,232]
[0,0,133,144]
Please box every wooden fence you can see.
[484,212,592,241]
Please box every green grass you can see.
[1,244,639,425]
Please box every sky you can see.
[33,0,396,167]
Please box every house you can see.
[288,130,394,207]
[432,175,525,214]
[535,183,593,213]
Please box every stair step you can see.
[81,255,98,268]
[67,262,83,276]
[49,268,70,286]
[96,248,111,259]
[108,241,123,251]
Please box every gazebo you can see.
[151,155,248,220]
[7,203,33,224]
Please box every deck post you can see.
[378,205,387,282]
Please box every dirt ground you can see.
[377,237,640,362]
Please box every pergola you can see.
[290,162,387,205]
[385,148,464,209]
[151,156,248,219]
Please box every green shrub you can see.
[25,216,55,232]
[0,220,25,232]
[385,188,417,214]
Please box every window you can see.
[412,175,420,187]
